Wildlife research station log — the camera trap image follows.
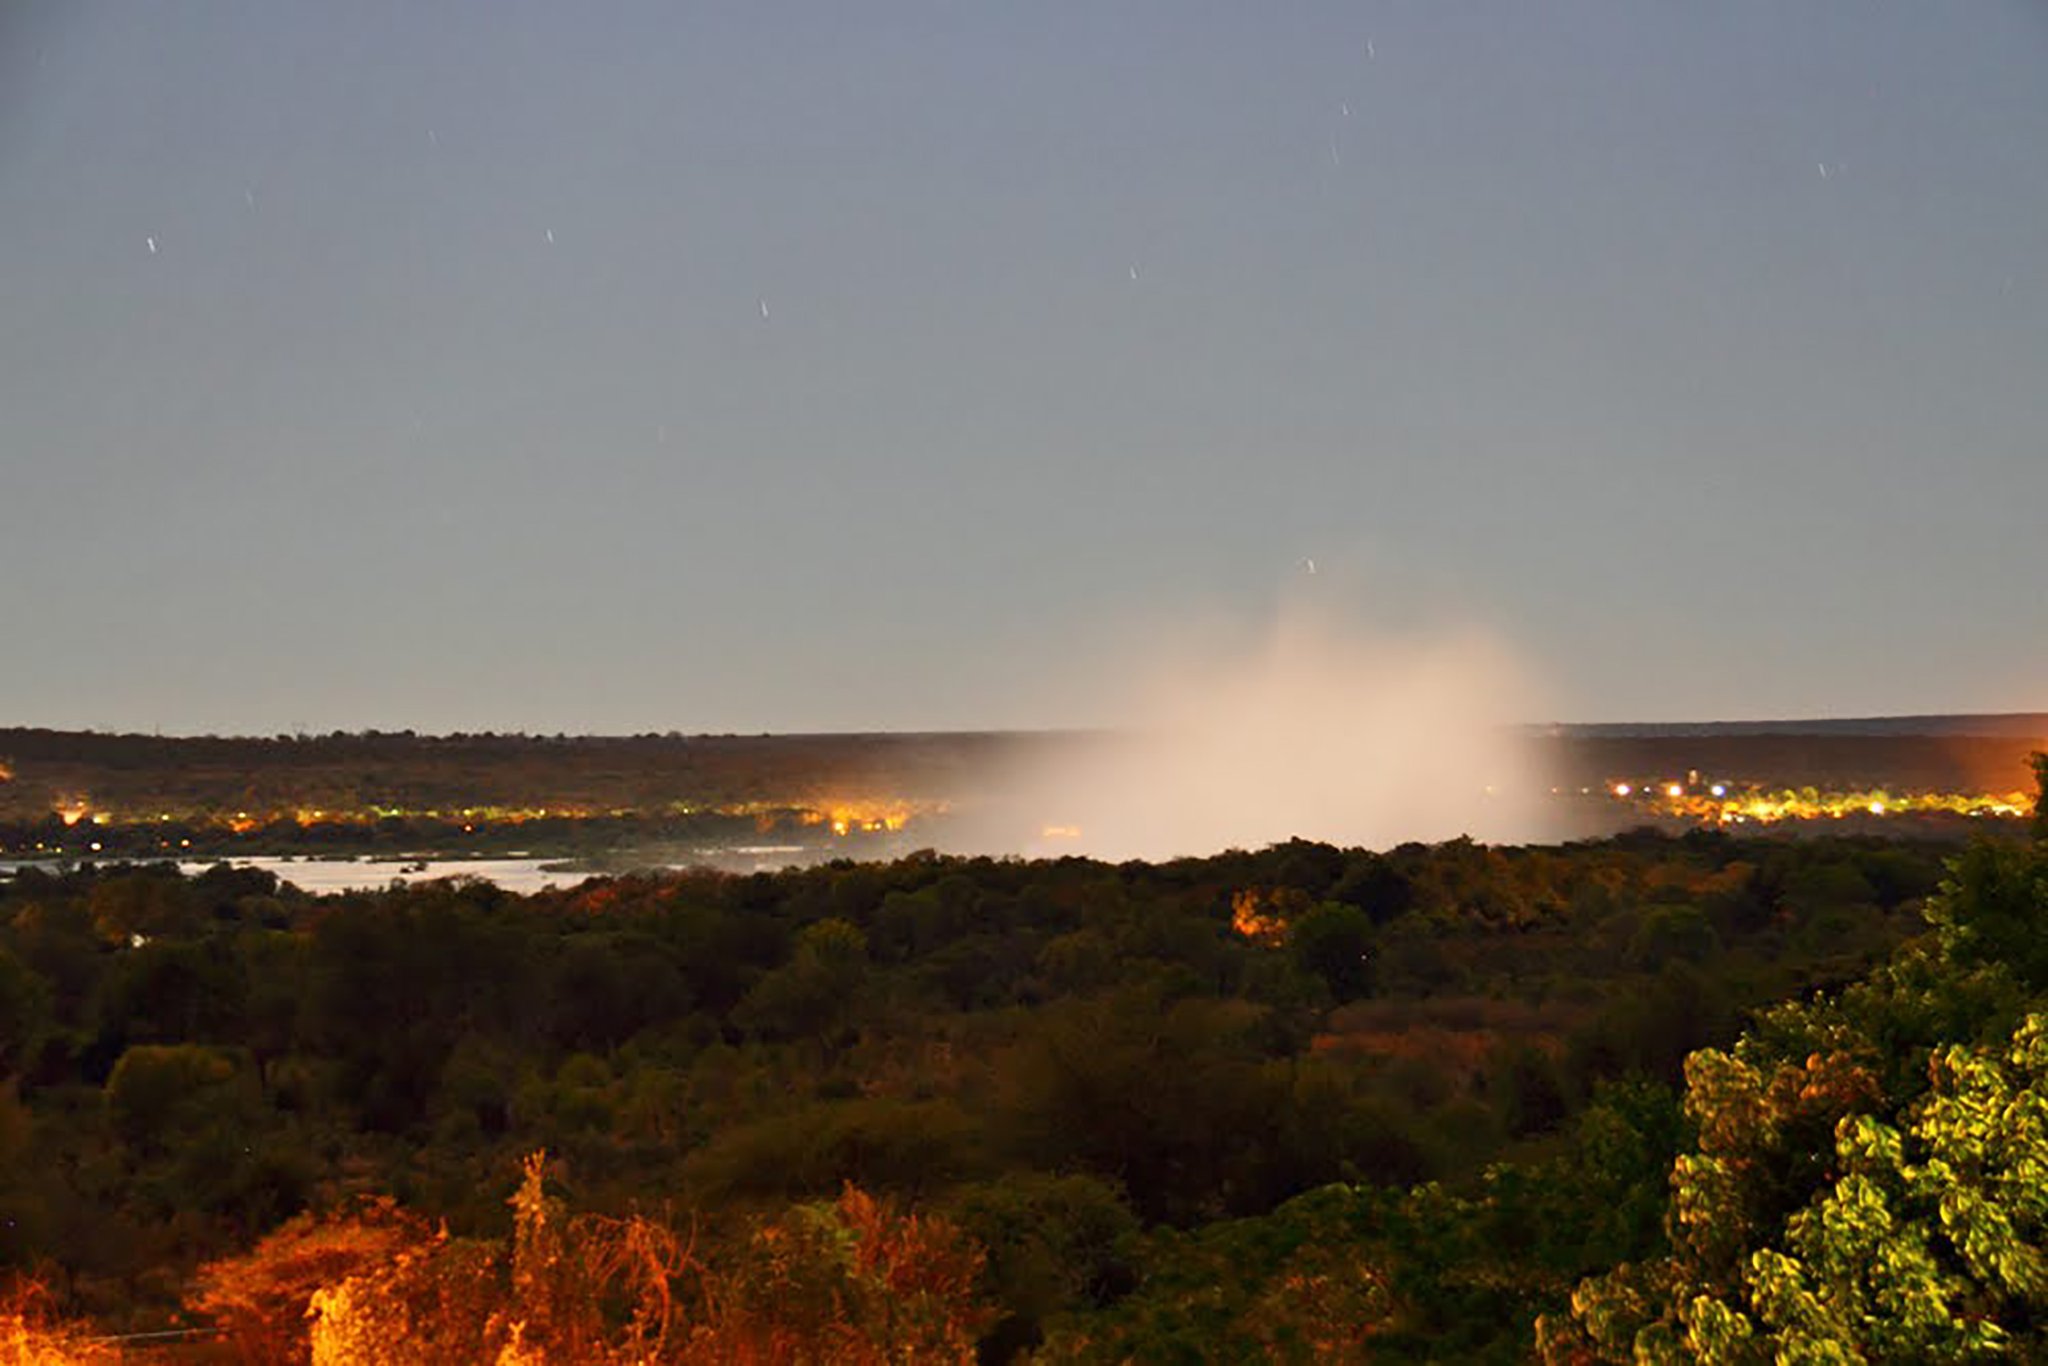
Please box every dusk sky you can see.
[3,2,2045,735]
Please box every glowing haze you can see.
[948,605,1554,861]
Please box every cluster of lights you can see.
[811,800,935,837]
[10,797,949,844]
[0,834,201,855]
[1602,779,2032,825]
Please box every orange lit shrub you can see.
[186,1153,992,1364]
[0,1278,117,1366]
[192,1196,440,1364]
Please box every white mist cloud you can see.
[946,605,1555,860]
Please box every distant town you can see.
[3,717,2041,864]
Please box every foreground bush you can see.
[1,1281,117,1366]
[188,1152,994,1365]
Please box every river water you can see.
[0,848,823,896]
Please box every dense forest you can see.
[2,759,2044,1360]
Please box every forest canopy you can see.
[0,763,2043,1360]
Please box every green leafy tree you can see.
[731,916,870,1046]
[996,989,1281,1223]
[1926,838,2048,992]
[1558,1014,2048,1363]
[945,1171,1139,1354]
[1547,839,2048,1362]
[1732,1016,2047,1357]
[84,871,202,945]
[103,1043,253,1152]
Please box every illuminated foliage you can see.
[305,1232,503,1366]
[1230,888,1295,946]
[192,1197,438,1364]
[0,1279,116,1366]
[1544,836,2048,1363]
[296,1153,690,1365]
[496,1151,689,1363]
[1555,1015,2048,1362]
[188,1154,988,1365]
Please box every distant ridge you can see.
[1551,713,2048,741]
